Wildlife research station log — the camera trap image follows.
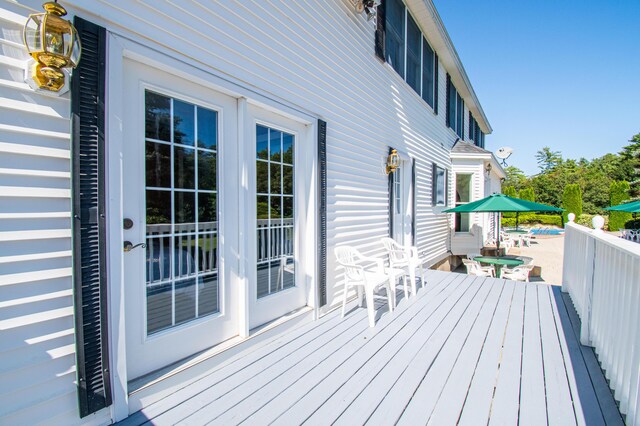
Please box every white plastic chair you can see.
[462,259,494,277]
[381,237,426,298]
[466,254,496,277]
[334,246,394,327]
[501,263,534,281]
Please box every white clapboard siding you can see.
[60,0,467,307]
[0,2,111,424]
[1,0,488,422]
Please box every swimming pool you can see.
[530,228,565,235]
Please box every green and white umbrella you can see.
[604,200,640,213]
[443,193,563,252]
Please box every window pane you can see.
[436,168,446,205]
[455,212,471,232]
[145,91,171,141]
[447,81,457,129]
[197,107,217,150]
[257,161,268,193]
[175,278,196,325]
[174,146,195,189]
[282,133,294,165]
[174,191,195,225]
[270,163,281,194]
[406,13,421,94]
[174,100,195,146]
[257,125,269,160]
[198,193,217,231]
[146,141,171,188]
[146,190,171,225]
[456,174,472,203]
[283,165,293,195]
[198,150,216,191]
[270,129,282,162]
[198,233,217,273]
[174,234,197,279]
[198,274,219,316]
[422,38,435,107]
[146,236,171,283]
[147,282,172,334]
[385,0,405,77]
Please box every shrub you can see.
[562,184,582,223]
[608,180,632,231]
[501,213,563,228]
[574,213,609,229]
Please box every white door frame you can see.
[105,33,319,421]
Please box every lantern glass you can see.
[69,26,81,67]
[43,14,71,60]
[24,14,44,53]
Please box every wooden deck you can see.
[120,270,622,425]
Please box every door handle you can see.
[124,241,146,252]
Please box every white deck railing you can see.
[562,215,640,425]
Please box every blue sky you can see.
[433,0,640,176]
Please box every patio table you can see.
[474,256,524,278]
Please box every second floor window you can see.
[447,75,464,138]
[383,0,437,110]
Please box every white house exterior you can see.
[450,140,506,255]
[0,0,494,423]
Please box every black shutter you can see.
[468,111,473,142]
[434,53,439,115]
[445,74,450,127]
[375,0,386,61]
[432,163,437,206]
[71,17,111,418]
[317,120,328,307]
[444,168,449,207]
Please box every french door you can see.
[391,157,415,245]
[122,59,239,379]
[120,59,313,380]
[245,104,311,330]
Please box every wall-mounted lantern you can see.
[354,0,380,21]
[485,162,493,177]
[22,1,81,92]
[386,148,400,175]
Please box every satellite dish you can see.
[495,147,513,166]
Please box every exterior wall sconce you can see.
[485,162,493,177]
[386,149,400,175]
[354,0,380,21]
[23,1,81,92]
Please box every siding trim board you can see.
[71,17,112,418]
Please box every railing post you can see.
[580,236,595,346]
[580,215,604,346]
[561,213,575,293]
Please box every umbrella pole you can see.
[516,212,519,230]
[496,212,501,254]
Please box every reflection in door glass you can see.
[256,125,295,298]
[144,90,219,335]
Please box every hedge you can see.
[608,180,632,231]
[562,184,582,223]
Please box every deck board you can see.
[519,283,547,425]
[119,270,621,426]
[396,276,499,424]
[456,280,516,425]
[538,284,578,425]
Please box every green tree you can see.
[535,147,562,172]
[502,186,517,218]
[608,180,632,230]
[503,166,527,190]
[518,186,536,222]
[619,133,640,199]
[562,184,583,222]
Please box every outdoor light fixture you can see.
[485,162,493,176]
[22,1,81,92]
[386,148,400,175]
[355,0,380,21]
